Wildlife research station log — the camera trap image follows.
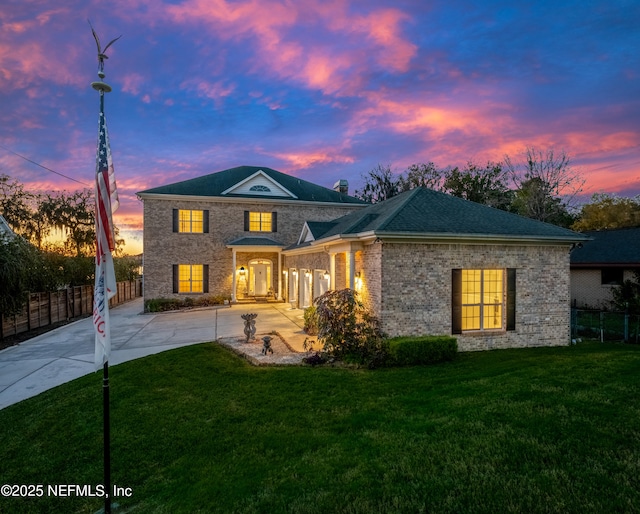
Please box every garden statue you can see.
[241,313,257,342]
[262,336,273,355]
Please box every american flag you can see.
[93,101,119,370]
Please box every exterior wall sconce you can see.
[292,270,298,277]
[305,270,312,278]
[323,271,330,280]
[239,266,246,276]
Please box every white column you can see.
[277,252,282,300]
[329,253,336,291]
[231,249,237,303]
[347,250,355,290]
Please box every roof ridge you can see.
[376,187,425,231]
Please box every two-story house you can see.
[140,166,588,351]
[137,166,366,303]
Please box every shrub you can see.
[314,289,388,368]
[303,305,318,335]
[388,336,458,366]
[145,298,182,312]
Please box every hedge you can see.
[388,335,458,366]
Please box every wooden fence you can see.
[1,279,142,340]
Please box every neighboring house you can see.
[570,227,640,309]
[0,214,16,241]
[140,167,587,352]
[137,166,366,303]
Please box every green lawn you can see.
[0,342,639,513]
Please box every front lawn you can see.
[0,342,638,513]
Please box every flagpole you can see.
[92,81,112,514]
[91,23,120,514]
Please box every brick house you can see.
[139,167,587,351]
[137,166,366,303]
[283,187,587,351]
[570,227,640,309]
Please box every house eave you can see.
[137,192,369,209]
[282,230,589,254]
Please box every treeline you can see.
[0,173,140,316]
[355,147,640,231]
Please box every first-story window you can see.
[462,269,503,330]
[452,268,516,334]
[173,264,209,293]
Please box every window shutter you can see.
[272,212,277,232]
[244,211,249,231]
[451,269,462,334]
[173,209,179,233]
[172,265,179,293]
[203,210,209,233]
[203,264,209,293]
[507,268,516,331]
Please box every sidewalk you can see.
[0,298,311,410]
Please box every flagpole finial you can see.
[89,20,120,93]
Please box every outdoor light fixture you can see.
[323,271,330,280]
[305,270,312,278]
[292,270,298,276]
[239,266,246,276]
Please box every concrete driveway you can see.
[0,298,309,410]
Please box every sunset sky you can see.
[1,0,639,254]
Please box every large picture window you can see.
[452,268,515,334]
[172,209,209,233]
[462,269,503,330]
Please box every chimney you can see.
[333,179,348,195]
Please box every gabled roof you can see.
[293,187,587,247]
[570,227,640,266]
[137,165,366,205]
[0,215,16,241]
[226,236,285,247]
[298,221,339,244]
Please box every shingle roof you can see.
[570,227,640,265]
[227,236,285,247]
[137,165,366,205]
[306,187,587,243]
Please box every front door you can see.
[249,260,271,296]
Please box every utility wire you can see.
[0,143,90,186]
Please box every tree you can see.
[572,193,640,231]
[398,162,445,192]
[41,190,95,257]
[0,174,35,237]
[610,270,640,315]
[354,164,401,203]
[443,161,513,210]
[505,147,584,225]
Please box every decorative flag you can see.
[93,104,119,370]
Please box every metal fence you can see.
[571,308,640,344]
[1,279,142,340]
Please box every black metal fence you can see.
[571,309,640,344]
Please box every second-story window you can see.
[173,209,209,233]
[244,211,277,232]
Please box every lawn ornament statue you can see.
[262,336,273,355]
[241,313,257,342]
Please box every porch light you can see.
[323,271,330,280]
[239,266,246,276]
[292,270,298,276]
[305,270,312,278]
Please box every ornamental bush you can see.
[303,305,318,335]
[388,336,458,366]
[314,289,388,368]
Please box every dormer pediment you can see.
[221,169,298,199]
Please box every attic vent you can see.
[250,185,271,192]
